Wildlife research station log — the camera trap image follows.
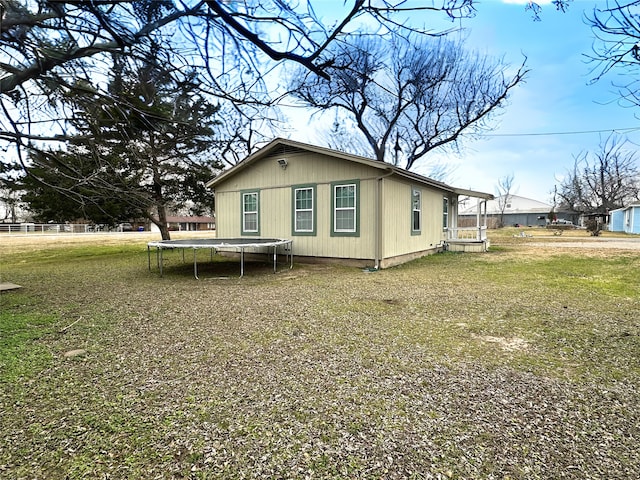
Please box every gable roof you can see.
[207,138,493,200]
[610,202,640,213]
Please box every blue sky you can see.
[285,0,640,203]
[442,0,640,202]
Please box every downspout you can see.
[375,168,395,270]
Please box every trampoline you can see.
[147,238,293,279]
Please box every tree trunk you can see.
[157,204,171,240]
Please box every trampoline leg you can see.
[289,242,293,269]
[159,248,164,277]
[240,248,244,278]
[147,246,151,271]
[194,249,199,280]
[273,245,277,274]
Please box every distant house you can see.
[207,138,493,269]
[609,204,640,234]
[148,215,215,233]
[459,194,577,228]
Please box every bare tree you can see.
[0,1,571,161]
[525,0,573,20]
[557,134,640,214]
[320,112,373,158]
[0,1,482,157]
[495,173,516,228]
[586,0,640,106]
[289,33,527,172]
[212,101,281,167]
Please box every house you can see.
[458,194,578,228]
[207,138,493,269]
[609,203,640,234]
[147,215,215,233]
[166,215,215,232]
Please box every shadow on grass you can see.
[151,258,287,279]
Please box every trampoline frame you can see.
[147,238,293,279]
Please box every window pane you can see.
[335,210,355,231]
[443,197,449,229]
[335,185,355,208]
[244,213,257,231]
[412,190,421,209]
[296,211,313,231]
[244,193,257,212]
[412,189,421,231]
[296,188,313,209]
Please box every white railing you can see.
[447,226,487,242]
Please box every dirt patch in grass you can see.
[1,233,639,478]
[473,334,530,352]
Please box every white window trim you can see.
[443,197,449,230]
[334,183,357,233]
[294,187,314,233]
[242,191,259,234]
[412,188,422,233]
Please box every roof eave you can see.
[206,138,394,189]
[452,187,494,200]
[206,138,494,200]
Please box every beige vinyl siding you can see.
[214,152,378,260]
[380,180,446,259]
[221,151,380,189]
[423,189,449,241]
[214,191,240,238]
[216,188,292,239]
[259,187,290,238]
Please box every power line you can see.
[483,127,640,137]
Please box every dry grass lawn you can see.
[1,228,638,479]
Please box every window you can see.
[331,180,359,236]
[443,196,449,230]
[411,187,421,234]
[241,191,259,235]
[292,185,316,235]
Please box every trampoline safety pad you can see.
[147,238,293,279]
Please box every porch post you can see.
[451,195,458,241]
[476,199,482,241]
[482,200,488,241]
